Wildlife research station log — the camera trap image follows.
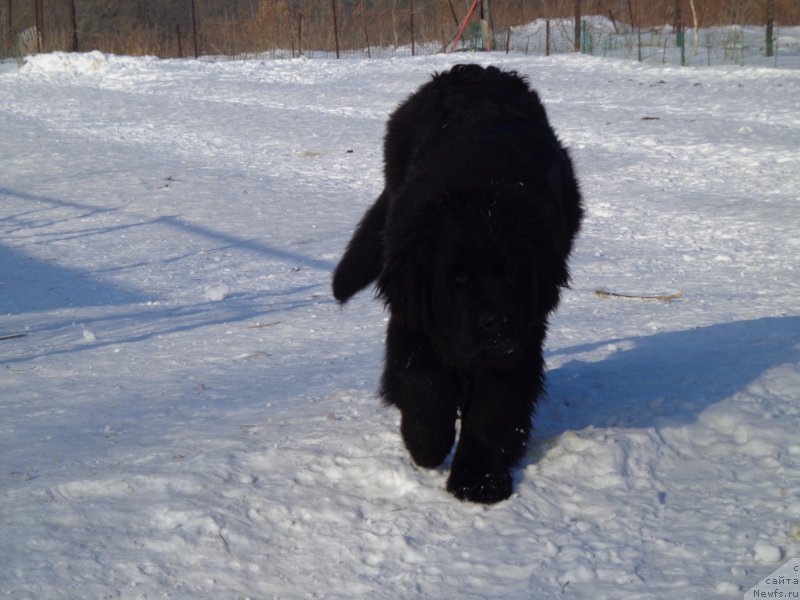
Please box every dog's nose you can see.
[478,309,508,332]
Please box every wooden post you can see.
[190,0,199,59]
[766,0,775,57]
[176,23,183,58]
[33,0,42,52]
[69,0,78,51]
[360,0,369,58]
[573,0,581,52]
[627,0,641,62]
[546,18,550,56]
[675,0,684,65]
[331,0,339,59]
[410,0,415,56]
[297,11,303,57]
[6,0,12,51]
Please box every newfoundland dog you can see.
[333,64,583,504]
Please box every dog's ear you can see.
[376,210,436,333]
[514,206,568,320]
[332,191,389,303]
[532,261,563,318]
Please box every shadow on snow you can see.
[538,315,800,437]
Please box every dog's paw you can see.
[401,417,455,469]
[446,466,513,504]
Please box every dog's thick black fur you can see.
[333,64,583,504]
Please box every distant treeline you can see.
[3,0,799,58]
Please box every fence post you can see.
[33,0,42,52]
[740,28,745,66]
[190,0,199,59]
[297,11,303,57]
[627,0,641,62]
[582,19,591,54]
[766,0,775,57]
[5,0,11,54]
[410,0,415,56]
[674,0,685,65]
[69,0,78,51]
[573,0,581,52]
[545,19,550,56]
[331,0,339,59]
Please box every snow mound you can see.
[20,50,156,77]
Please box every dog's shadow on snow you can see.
[534,315,800,440]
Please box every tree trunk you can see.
[480,0,493,51]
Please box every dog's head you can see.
[377,184,568,367]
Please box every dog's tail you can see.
[332,190,388,303]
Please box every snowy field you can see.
[1,51,799,598]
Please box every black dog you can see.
[333,64,582,504]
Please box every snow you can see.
[1,48,799,599]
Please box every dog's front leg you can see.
[447,360,543,504]
[381,317,460,469]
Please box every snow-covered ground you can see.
[1,50,799,599]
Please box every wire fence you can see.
[521,18,800,68]
[250,18,800,70]
[2,2,799,69]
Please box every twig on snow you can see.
[0,333,28,341]
[594,289,683,302]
